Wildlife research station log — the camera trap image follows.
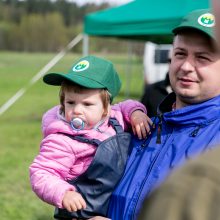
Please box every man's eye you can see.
[198,56,211,61]
[175,52,185,57]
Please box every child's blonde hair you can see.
[59,80,111,117]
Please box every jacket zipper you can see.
[131,121,171,220]
[130,148,162,220]
[156,114,162,144]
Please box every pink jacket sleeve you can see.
[29,134,76,208]
[112,99,147,129]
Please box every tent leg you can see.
[0,34,83,116]
[83,34,89,56]
[125,41,132,98]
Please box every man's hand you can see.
[130,110,153,139]
[62,190,86,212]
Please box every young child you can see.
[29,55,152,219]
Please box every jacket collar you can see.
[158,92,220,126]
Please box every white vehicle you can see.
[143,42,172,84]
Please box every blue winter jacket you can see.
[108,93,220,220]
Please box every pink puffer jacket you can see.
[29,100,146,208]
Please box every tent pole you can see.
[0,34,83,116]
[125,41,132,98]
[83,34,89,56]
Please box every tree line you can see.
[0,0,132,53]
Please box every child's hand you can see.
[87,217,111,220]
[62,190,86,212]
[130,110,153,139]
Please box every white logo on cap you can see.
[72,60,89,72]
[198,13,215,27]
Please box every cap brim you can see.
[172,26,214,40]
[43,73,105,89]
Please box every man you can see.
[137,4,220,220]
[106,8,220,220]
[88,8,220,220]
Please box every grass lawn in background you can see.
[0,51,144,220]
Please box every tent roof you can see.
[84,0,210,42]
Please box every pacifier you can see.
[70,118,85,131]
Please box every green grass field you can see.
[0,51,144,220]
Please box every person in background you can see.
[141,49,172,117]
[212,0,220,48]
[138,146,220,220]
[88,8,220,220]
[140,71,171,117]
[29,55,152,219]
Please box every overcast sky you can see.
[67,0,133,6]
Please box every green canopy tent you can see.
[82,0,210,96]
[84,0,210,42]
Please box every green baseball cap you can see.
[173,9,215,40]
[43,55,121,102]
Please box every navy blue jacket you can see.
[108,93,220,220]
